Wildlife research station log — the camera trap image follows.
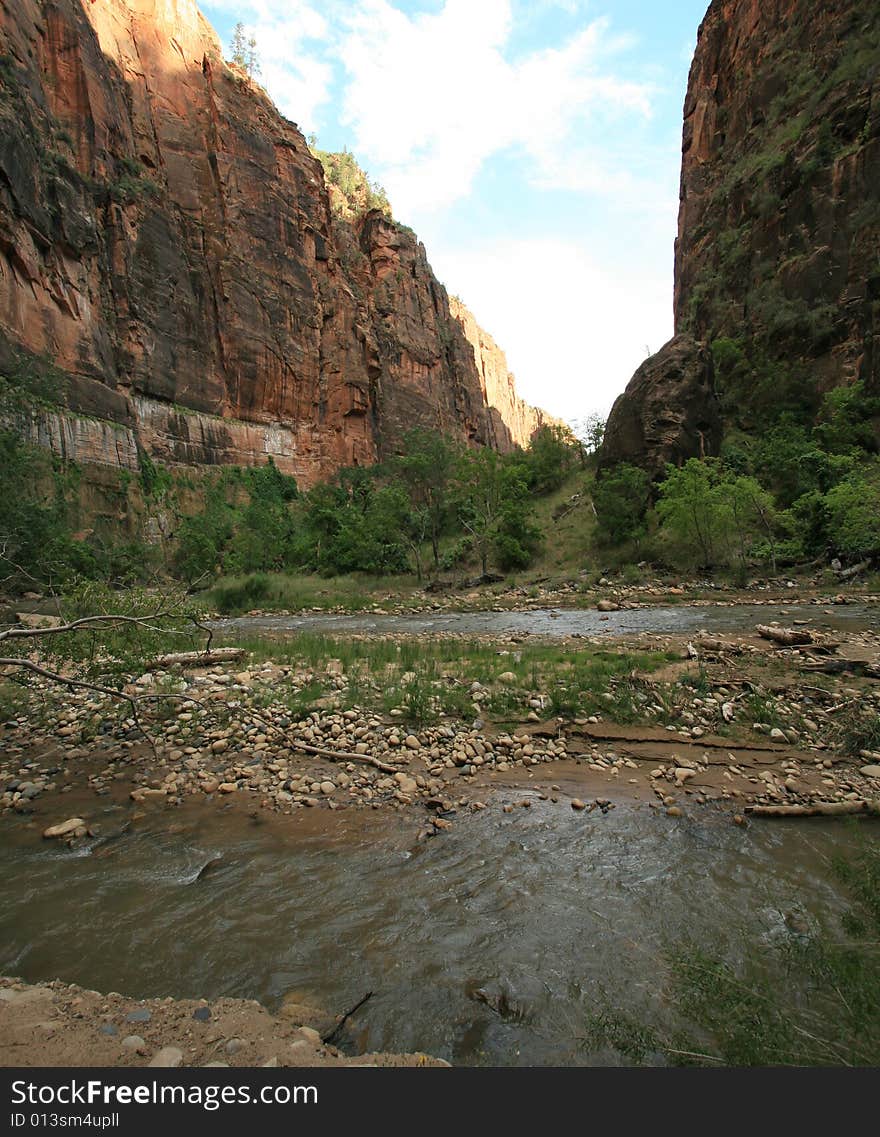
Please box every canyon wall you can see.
[0,0,548,488]
[603,0,880,472]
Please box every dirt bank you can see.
[0,977,447,1068]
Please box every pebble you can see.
[570,799,586,810]
[43,818,85,840]
[125,1009,151,1023]
[121,1035,146,1052]
[149,1047,184,1068]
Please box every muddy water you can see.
[212,601,875,640]
[1,798,874,1065]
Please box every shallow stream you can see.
[1,795,873,1065]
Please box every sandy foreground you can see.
[0,977,448,1068]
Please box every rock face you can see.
[600,335,720,477]
[449,297,563,450]
[0,0,546,488]
[604,0,880,470]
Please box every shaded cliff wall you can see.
[0,0,547,488]
[448,296,563,449]
[603,0,880,472]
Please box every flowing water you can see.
[211,601,875,640]
[1,795,874,1065]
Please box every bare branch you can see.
[0,612,199,642]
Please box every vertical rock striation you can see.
[602,0,879,472]
[0,0,549,486]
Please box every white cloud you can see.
[335,1,654,215]
[429,237,673,421]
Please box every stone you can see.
[404,735,421,750]
[15,613,62,629]
[497,672,517,684]
[43,818,85,839]
[125,1008,151,1023]
[192,1006,212,1022]
[393,773,419,796]
[570,798,586,810]
[599,336,720,478]
[860,765,880,779]
[294,1026,323,1047]
[225,1038,247,1055]
[121,1036,146,1052]
[149,1047,184,1068]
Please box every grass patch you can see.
[583,836,880,1066]
[223,631,674,726]
[206,571,423,615]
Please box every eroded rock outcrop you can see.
[604,0,879,471]
[0,0,547,487]
[600,335,720,477]
[449,297,563,450]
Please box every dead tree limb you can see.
[322,991,373,1046]
[148,648,246,669]
[287,739,400,774]
[746,800,880,818]
[756,624,815,646]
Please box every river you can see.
[0,792,872,1065]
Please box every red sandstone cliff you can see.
[448,297,562,449]
[0,0,548,486]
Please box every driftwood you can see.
[802,658,880,679]
[149,648,247,669]
[746,800,880,818]
[322,991,373,1046]
[837,559,870,581]
[288,739,400,774]
[695,636,743,655]
[756,624,815,646]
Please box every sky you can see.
[199,0,710,426]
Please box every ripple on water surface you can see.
[0,802,871,1065]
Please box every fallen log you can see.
[802,658,880,678]
[288,739,400,774]
[837,559,870,581]
[746,800,880,818]
[694,636,743,655]
[756,624,815,646]
[149,648,247,669]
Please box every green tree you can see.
[824,462,880,559]
[657,458,775,573]
[592,463,652,547]
[454,448,533,575]
[388,429,459,571]
[301,469,409,575]
[523,424,580,494]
